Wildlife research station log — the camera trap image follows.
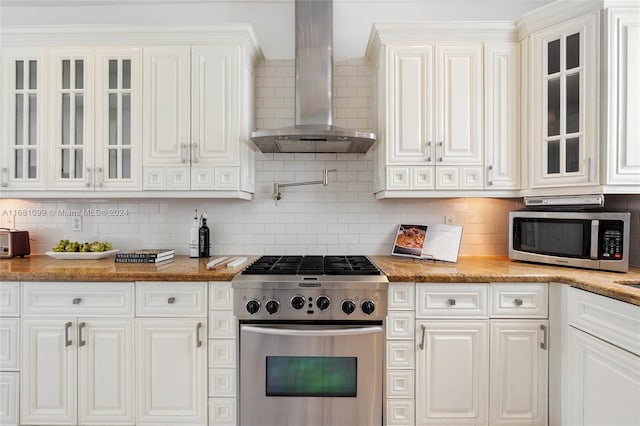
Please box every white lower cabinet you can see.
[410,282,548,426]
[21,318,134,425]
[20,282,134,426]
[566,287,640,426]
[490,320,548,425]
[135,318,207,425]
[135,282,207,425]
[415,320,489,425]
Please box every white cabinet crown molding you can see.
[517,0,604,39]
[0,24,264,59]
[366,21,517,62]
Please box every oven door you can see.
[239,322,384,426]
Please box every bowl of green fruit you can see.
[46,240,118,259]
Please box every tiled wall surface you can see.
[1,59,638,266]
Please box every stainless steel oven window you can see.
[266,356,357,397]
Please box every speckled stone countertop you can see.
[2,255,639,306]
[369,255,640,306]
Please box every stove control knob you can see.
[361,299,375,315]
[291,296,306,310]
[341,299,356,315]
[246,299,261,315]
[266,299,280,315]
[316,296,331,311]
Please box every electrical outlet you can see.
[72,216,82,231]
[445,215,455,225]
[5,216,15,229]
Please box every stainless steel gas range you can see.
[232,255,389,426]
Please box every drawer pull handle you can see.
[540,324,548,350]
[514,298,523,306]
[65,322,73,347]
[168,297,176,304]
[79,322,86,347]
[72,297,82,305]
[196,322,203,348]
[447,298,456,306]
[419,324,426,350]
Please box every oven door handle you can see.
[241,325,383,337]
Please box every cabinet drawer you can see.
[209,282,233,310]
[489,283,548,318]
[136,282,207,317]
[388,282,415,310]
[568,287,640,356]
[416,283,488,318]
[0,282,20,317]
[22,282,133,316]
[0,372,19,426]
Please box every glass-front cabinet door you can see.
[1,48,47,190]
[95,48,142,190]
[49,49,94,189]
[530,12,598,188]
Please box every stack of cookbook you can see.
[114,248,175,264]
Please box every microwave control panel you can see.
[600,221,624,260]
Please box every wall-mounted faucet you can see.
[273,168,337,201]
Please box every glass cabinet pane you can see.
[122,149,131,179]
[122,60,131,89]
[62,93,70,145]
[109,149,118,178]
[75,94,84,145]
[566,138,580,173]
[75,60,83,89]
[15,61,24,90]
[566,73,580,134]
[62,60,71,89]
[566,33,580,70]
[122,93,131,145]
[28,94,37,145]
[547,39,560,74]
[109,59,118,90]
[14,151,23,178]
[547,78,560,137]
[15,94,24,146]
[61,149,70,178]
[109,93,118,145]
[29,61,37,89]
[547,141,560,174]
[28,150,37,178]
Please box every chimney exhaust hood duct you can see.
[250,0,376,153]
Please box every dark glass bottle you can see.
[199,213,210,258]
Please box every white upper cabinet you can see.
[603,7,640,186]
[520,1,640,195]
[1,48,48,190]
[48,47,142,191]
[367,23,520,198]
[0,25,262,199]
[143,44,248,192]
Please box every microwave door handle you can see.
[591,220,599,259]
[241,325,383,337]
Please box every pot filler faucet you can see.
[273,168,337,201]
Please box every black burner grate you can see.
[241,255,380,275]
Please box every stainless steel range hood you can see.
[250,0,376,153]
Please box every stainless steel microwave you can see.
[509,210,630,272]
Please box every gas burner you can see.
[241,255,381,276]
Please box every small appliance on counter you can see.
[509,201,630,272]
[0,229,31,258]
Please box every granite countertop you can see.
[2,255,639,306]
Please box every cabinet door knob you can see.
[72,297,82,305]
[447,298,456,306]
[167,297,176,304]
[514,298,523,306]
